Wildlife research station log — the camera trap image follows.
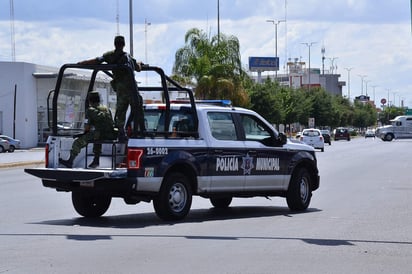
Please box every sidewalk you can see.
[0,148,45,168]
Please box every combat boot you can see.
[88,156,100,168]
[59,155,74,168]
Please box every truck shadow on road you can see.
[21,205,412,247]
[31,206,321,229]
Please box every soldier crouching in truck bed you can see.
[59,91,117,168]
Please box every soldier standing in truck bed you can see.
[78,35,144,141]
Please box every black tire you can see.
[8,145,15,153]
[321,148,324,152]
[153,172,192,221]
[210,197,232,208]
[385,134,394,142]
[71,191,111,217]
[286,168,312,211]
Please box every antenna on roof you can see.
[10,0,16,62]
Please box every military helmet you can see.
[88,91,100,103]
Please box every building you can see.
[249,58,345,97]
[0,61,113,148]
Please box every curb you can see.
[0,160,45,169]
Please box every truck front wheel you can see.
[385,133,394,141]
[153,172,192,221]
[72,190,111,217]
[286,168,312,211]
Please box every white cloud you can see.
[1,0,412,106]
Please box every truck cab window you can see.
[241,114,272,142]
[207,112,238,140]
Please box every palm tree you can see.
[173,28,249,107]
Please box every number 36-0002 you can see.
[147,147,168,155]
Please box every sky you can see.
[1,0,411,107]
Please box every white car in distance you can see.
[300,128,324,152]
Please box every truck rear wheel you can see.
[286,168,312,211]
[72,191,111,217]
[153,172,192,221]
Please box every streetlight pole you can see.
[301,42,316,91]
[358,74,367,95]
[144,18,151,84]
[344,67,353,100]
[267,19,285,81]
[371,85,378,103]
[364,80,371,97]
[386,88,391,107]
[393,92,397,107]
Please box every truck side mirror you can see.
[277,132,287,145]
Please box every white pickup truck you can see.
[375,115,412,141]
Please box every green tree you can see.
[173,28,249,107]
[307,88,334,127]
[248,78,282,123]
[378,105,405,125]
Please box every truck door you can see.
[239,114,291,191]
[207,112,245,192]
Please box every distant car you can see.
[320,130,332,145]
[334,127,351,141]
[0,139,11,153]
[0,135,21,152]
[300,128,324,152]
[365,129,375,138]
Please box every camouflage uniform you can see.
[60,91,117,168]
[98,49,144,133]
[70,104,117,158]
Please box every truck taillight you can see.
[45,144,49,167]
[127,148,144,169]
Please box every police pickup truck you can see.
[25,63,320,221]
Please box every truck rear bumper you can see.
[25,167,128,182]
[24,167,138,196]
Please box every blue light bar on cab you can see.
[170,99,232,107]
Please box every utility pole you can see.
[10,0,16,62]
[217,0,220,43]
[321,46,326,75]
[129,0,134,56]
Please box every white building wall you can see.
[0,62,39,148]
